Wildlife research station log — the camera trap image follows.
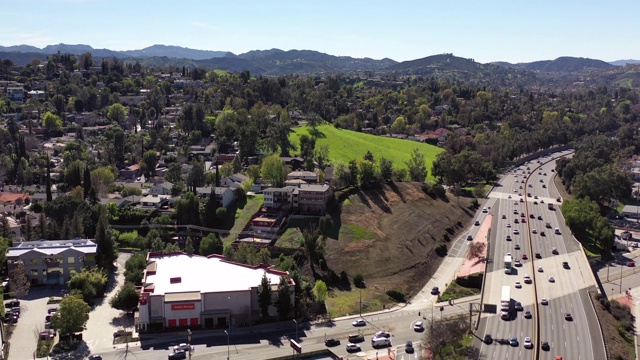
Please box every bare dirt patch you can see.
[590,293,636,360]
[322,182,473,315]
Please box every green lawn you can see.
[224,194,263,244]
[290,125,443,181]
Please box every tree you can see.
[203,189,218,229]
[174,192,201,226]
[390,116,408,134]
[379,157,394,183]
[68,267,108,302]
[95,204,117,270]
[109,282,140,313]
[107,103,127,124]
[274,276,293,321]
[124,253,147,285]
[423,314,468,359]
[9,262,30,299]
[165,162,182,184]
[51,294,90,335]
[406,148,428,182]
[318,214,333,241]
[83,166,92,199]
[90,166,116,198]
[42,111,62,132]
[467,242,486,259]
[141,150,158,177]
[187,160,205,192]
[199,233,223,255]
[184,237,194,255]
[257,274,272,320]
[314,145,330,170]
[357,159,376,187]
[261,154,285,187]
[313,279,328,303]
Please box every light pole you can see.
[187,329,192,359]
[293,319,298,342]
[620,264,623,294]
[224,329,229,360]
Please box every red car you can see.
[521,218,527,223]
[628,262,635,267]
[522,254,528,260]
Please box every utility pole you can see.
[607,263,610,281]
[359,288,362,317]
[620,264,623,294]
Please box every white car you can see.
[482,207,488,213]
[346,343,361,352]
[413,321,424,331]
[515,281,522,288]
[532,229,537,234]
[523,275,531,284]
[173,343,190,352]
[524,337,533,349]
[513,229,520,235]
[352,319,366,327]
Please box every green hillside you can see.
[290,125,443,181]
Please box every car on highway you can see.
[549,276,555,282]
[530,214,535,218]
[507,223,512,228]
[514,218,519,224]
[346,343,361,352]
[534,195,539,199]
[541,298,549,305]
[515,281,522,288]
[431,287,439,295]
[538,266,543,272]
[513,209,519,214]
[348,334,365,343]
[535,252,542,258]
[405,341,414,353]
[521,218,526,223]
[514,259,522,267]
[552,248,559,254]
[352,319,366,327]
[502,214,506,219]
[546,222,552,228]
[533,201,538,204]
[510,336,518,347]
[524,310,532,319]
[325,338,340,346]
[540,231,545,236]
[515,302,523,311]
[532,229,537,234]
[514,229,520,235]
[555,228,561,234]
[524,337,533,349]
[522,253,528,260]
[506,235,512,241]
[475,220,480,226]
[413,321,424,332]
[515,244,520,250]
[542,184,547,188]
[562,261,570,269]
[523,275,531,283]
[466,234,473,241]
[541,341,550,351]
[483,334,493,344]
[565,313,573,321]
[173,343,190,352]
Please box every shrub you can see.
[443,233,451,242]
[433,183,446,198]
[435,242,448,257]
[421,183,436,198]
[353,274,365,288]
[386,289,406,303]
[469,198,479,209]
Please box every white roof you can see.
[145,253,287,295]
[7,239,97,257]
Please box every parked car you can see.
[628,262,635,267]
[88,356,103,360]
[39,329,56,340]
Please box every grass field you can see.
[224,194,263,243]
[290,125,443,181]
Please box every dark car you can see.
[168,350,187,360]
[565,313,573,321]
[88,356,103,360]
[431,287,439,295]
[405,341,414,353]
[483,334,493,344]
[541,341,550,351]
[562,261,570,269]
[324,338,340,347]
[535,252,542,259]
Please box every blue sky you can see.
[0,0,638,63]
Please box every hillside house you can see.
[119,164,141,179]
[150,182,173,196]
[287,171,318,184]
[292,184,333,215]
[263,187,296,212]
[195,187,236,208]
[140,194,171,208]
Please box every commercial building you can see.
[137,252,293,331]
[6,239,97,285]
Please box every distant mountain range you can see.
[0,43,638,75]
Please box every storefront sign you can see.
[171,303,195,311]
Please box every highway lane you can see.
[478,150,604,360]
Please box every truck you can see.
[500,286,511,320]
[504,255,513,274]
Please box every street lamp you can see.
[293,319,298,342]
[187,329,192,359]
[224,329,229,360]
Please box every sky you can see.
[0,0,639,64]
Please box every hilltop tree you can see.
[406,148,428,182]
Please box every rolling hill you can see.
[384,53,500,76]
[289,125,443,181]
[493,56,615,73]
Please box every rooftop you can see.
[144,253,288,295]
[7,239,97,257]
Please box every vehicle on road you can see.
[515,281,522,288]
[466,234,473,241]
[375,331,391,338]
[405,341,414,353]
[549,276,555,282]
[522,253,528,260]
[515,301,523,311]
[538,215,543,220]
[514,259,522,267]
[552,248,559,254]
[546,222,552,228]
[514,229,520,235]
[352,319,366,327]
[88,356,103,360]
[542,341,550,351]
[482,207,488,213]
[562,261,570,269]
[168,350,186,360]
[475,220,480,226]
[523,275,531,284]
[538,266,543,272]
[325,338,340,347]
[541,231,545,236]
[371,337,391,348]
[510,336,518,347]
[565,313,573,321]
[541,298,549,305]
[535,252,541,258]
[628,262,635,267]
[431,287,439,295]
[500,286,510,320]
[506,234,512,240]
[484,334,493,344]
[515,244,520,250]
[413,321,424,332]
[348,334,365,343]
[532,229,537,234]
[524,310,532,319]
[173,344,190,352]
[524,337,533,349]
[346,343,361,352]
[555,228,561,234]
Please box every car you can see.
[548,276,555,282]
[528,193,532,197]
[515,301,523,311]
[515,244,520,250]
[3,314,18,324]
[539,179,544,183]
[520,198,524,202]
[556,197,562,202]
[552,248,559,255]
[562,261,570,269]
[530,214,535,219]
[88,356,103,360]
[551,169,555,172]
[521,218,526,223]
[508,194,512,199]
[543,172,547,176]
[541,298,549,305]
[510,336,518,347]
[520,212,525,217]
[405,341,414,353]
[375,331,391,338]
[325,338,340,347]
[532,229,537,234]
[474,220,480,226]
[431,287,439,295]
[628,262,635,267]
[507,252,512,257]
[44,322,53,329]
[173,343,190,352]
[523,275,531,283]
[522,253,528,260]
[535,252,542,259]
[39,330,56,340]
[524,337,533,349]
[482,207,488,213]
[168,350,187,360]
[538,266,543,272]
[348,334,365,343]
[524,310,532,319]
[514,259,522,267]
[514,201,518,206]
[466,235,473,241]
[514,229,520,235]
[534,195,539,199]
[540,231,545,236]
[533,201,538,205]
[514,218,519,224]
[506,235,512,241]
[542,184,547,188]
[565,313,573,321]
[507,223,512,228]
[413,321,424,332]
[541,341,550,351]
[515,281,522,288]
[546,222,552,228]
[483,334,493,344]
[346,343,361,352]
[502,214,506,219]
[541,199,545,203]
[528,184,533,188]
[5,300,20,308]
[352,319,366,327]
[513,209,519,214]
[555,228,561,234]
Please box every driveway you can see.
[9,286,65,359]
[83,252,132,355]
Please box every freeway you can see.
[477,150,605,360]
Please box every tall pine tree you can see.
[46,155,52,202]
[83,166,91,199]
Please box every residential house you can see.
[222,173,249,188]
[0,215,21,242]
[140,194,171,208]
[6,87,24,103]
[195,187,236,208]
[280,157,304,171]
[119,164,141,179]
[287,171,318,184]
[0,192,30,206]
[150,182,174,196]
[292,184,334,215]
[6,239,97,285]
[263,187,296,212]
